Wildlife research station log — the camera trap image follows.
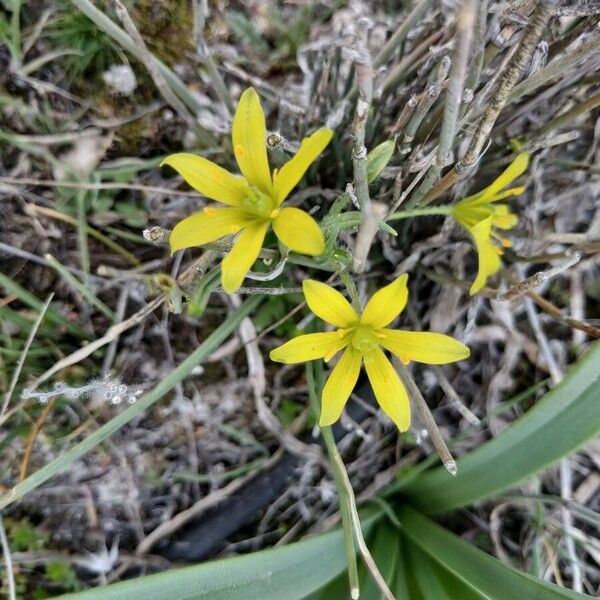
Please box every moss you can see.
[132,0,194,65]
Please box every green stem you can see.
[324,206,451,231]
[339,270,362,313]
[9,0,22,68]
[75,190,90,288]
[322,426,361,600]
[306,363,360,600]
[387,205,452,222]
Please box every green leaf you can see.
[46,561,81,592]
[225,10,269,54]
[396,505,592,599]
[367,140,395,184]
[402,341,600,514]
[359,523,400,600]
[8,518,48,551]
[0,272,90,339]
[404,541,484,600]
[59,512,380,600]
[306,523,400,600]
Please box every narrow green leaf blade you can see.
[405,539,485,600]
[61,528,345,600]
[397,505,592,600]
[0,271,90,339]
[60,512,381,600]
[367,140,395,184]
[402,342,600,513]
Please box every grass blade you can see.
[45,253,115,320]
[0,272,90,339]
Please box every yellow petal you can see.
[469,153,530,204]
[468,216,502,294]
[272,129,333,204]
[320,346,362,426]
[270,332,349,364]
[272,207,325,256]
[161,153,248,206]
[170,208,254,252]
[491,205,519,230]
[361,274,409,329]
[221,220,269,293]
[303,280,358,328]
[232,88,272,194]
[379,330,470,365]
[489,186,525,202]
[363,348,410,431]
[452,203,492,230]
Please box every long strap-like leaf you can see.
[396,505,592,599]
[59,511,381,600]
[401,341,600,514]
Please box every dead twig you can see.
[395,360,457,476]
[497,252,581,301]
[422,0,555,205]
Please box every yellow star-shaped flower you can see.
[162,88,332,293]
[270,275,470,431]
[452,152,529,294]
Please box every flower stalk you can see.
[306,362,395,600]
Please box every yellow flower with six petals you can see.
[451,152,529,294]
[162,88,333,293]
[270,275,470,431]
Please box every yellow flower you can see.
[452,152,529,294]
[162,88,333,293]
[270,275,470,431]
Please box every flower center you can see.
[242,186,276,219]
[350,326,379,354]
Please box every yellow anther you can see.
[375,332,387,339]
[400,355,410,365]
[203,207,217,215]
[229,225,241,234]
[501,238,512,248]
[235,144,245,158]
[269,209,281,219]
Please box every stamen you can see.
[229,225,241,234]
[501,238,512,248]
[400,355,410,365]
[235,144,245,158]
[269,208,281,219]
[203,207,217,215]
[375,332,387,339]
